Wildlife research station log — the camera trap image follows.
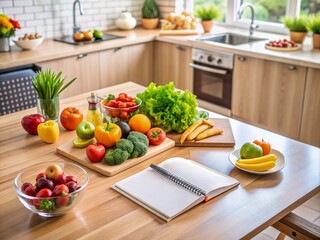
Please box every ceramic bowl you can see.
[12,37,44,50]
[14,161,89,217]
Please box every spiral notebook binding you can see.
[150,164,207,197]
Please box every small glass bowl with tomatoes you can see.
[14,161,89,217]
[100,93,142,123]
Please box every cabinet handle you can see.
[176,46,185,51]
[114,47,122,52]
[77,53,88,59]
[288,65,296,71]
[238,56,246,62]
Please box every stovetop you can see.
[54,34,124,45]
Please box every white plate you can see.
[228,149,286,175]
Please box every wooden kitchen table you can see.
[0,82,319,240]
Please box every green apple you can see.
[76,121,95,140]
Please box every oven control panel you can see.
[192,48,234,69]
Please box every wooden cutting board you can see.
[56,138,175,177]
[167,118,235,147]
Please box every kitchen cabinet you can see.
[299,68,320,147]
[38,52,100,98]
[154,41,193,92]
[100,42,154,88]
[232,55,306,140]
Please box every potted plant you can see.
[141,0,160,29]
[195,4,220,33]
[0,14,21,52]
[306,14,320,49]
[32,69,76,121]
[281,15,308,43]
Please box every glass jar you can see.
[86,93,102,127]
[37,96,60,121]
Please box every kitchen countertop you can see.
[0,82,319,239]
[0,26,319,69]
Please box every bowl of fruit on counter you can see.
[14,161,89,217]
[100,93,142,123]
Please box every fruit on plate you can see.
[265,39,298,48]
[60,107,83,131]
[240,142,263,159]
[253,139,271,156]
[86,143,106,162]
[45,164,64,180]
[72,137,94,148]
[76,121,95,140]
[147,127,166,145]
[37,120,60,143]
[21,114,46,135]
[73,32,84,41]
[235,154,277,171]
[161,10,197,30]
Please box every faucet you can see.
[73,0,84,34]
[238,3,258,35]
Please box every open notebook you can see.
[112,157,239,222]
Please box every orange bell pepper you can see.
[94,123,121,148]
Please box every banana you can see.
[237,154,277,164]
[235,161,276,171]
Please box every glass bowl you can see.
[100,97,141,123]
[14,161,89,217]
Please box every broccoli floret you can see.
[130,141,148,158]
[127,131,149,147]
[103,148,129,166]
[116,139,134,155]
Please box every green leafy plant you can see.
[307,14,320,34]
[32,69,76,99]
[137,82,198,133]
[32,69,76,120]
[142,0,159,19]
[195,4,220,21]
[280,15,308,32]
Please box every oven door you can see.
[190,62,232,109]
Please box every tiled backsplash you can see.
[0,0,177,38]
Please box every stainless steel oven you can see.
[190,48,234,110]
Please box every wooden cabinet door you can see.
[300,68,320,147]
[128,42,154,87]
[38,52,100,99]
[232,55,306,139]
[99,47,129,88]
[154,41,193,92]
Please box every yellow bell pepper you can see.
[94,122,121,148]
[37,120,59,143]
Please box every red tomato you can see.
[86,143,106,162]
[21,114,46,135]
[253,139,271,156]
[52,184,69,197]
[147,128,166,145]
[60,107,83,131]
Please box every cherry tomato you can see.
[60,107,83,131]
[147,127,166,145]
[253,139,271,156]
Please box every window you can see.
[190,0,320,34]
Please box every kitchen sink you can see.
[54,34,124,46]
[197,32,267,45]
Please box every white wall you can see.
[0,0,179,38]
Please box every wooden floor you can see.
[253,193,320,239]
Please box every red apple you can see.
[66,175,77,183]
[21,182,32,192]
[45,164,64,180]
[24,185,37,197]
[55,174,67,185]
[21,114,46,135]
[86,143,105,162]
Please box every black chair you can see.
[0,64,41,115]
